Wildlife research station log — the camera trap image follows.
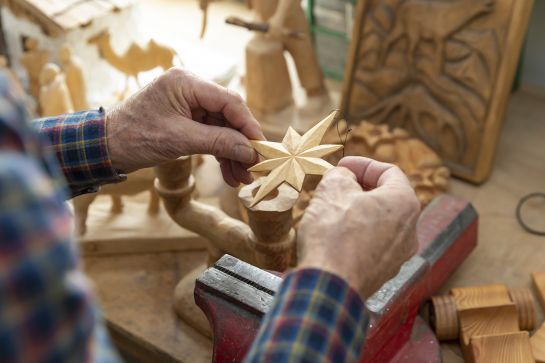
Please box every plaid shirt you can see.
[0,70,368,363]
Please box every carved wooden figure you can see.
[60,46,88,111]
[531,323,545,363]
[430,284,536,363]
[73,168,159,236]
[248,111,342,207]
[532,272,545,312]
[341,0,534,183]
[20,37,49,101]
[244,0,329,116]
[87,30,177,95]
[39,63,74,117]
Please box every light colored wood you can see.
[38,63,74,117]
[245,35,293,114]
[341,0,535,183]
[325,121,450,208]
[469,331,535,363]
[0,0,136,36]
[431,295,459,341]
[451,284,513,311]
[87,30,177,94]
[20,37,48,100]
[508,288,536,331]
[531,323,545,363]
[59,46,88,111]
[532,273,545,313]
[248,111,343,207]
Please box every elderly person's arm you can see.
[244,157,420,363]
[32,68,264,198]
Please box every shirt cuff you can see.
[33,109,126,198]
[244,268,369,363]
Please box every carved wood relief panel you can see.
[341,0,534,183]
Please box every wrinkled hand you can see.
[297,156,420,299]
[106,68,265,187]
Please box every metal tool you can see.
[225,16,306,39]
[195,194,478,363]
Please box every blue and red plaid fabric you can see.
[33,109,125,198]
[0,68,369,363]
[244,269,369,363]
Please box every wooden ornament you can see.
[532,272,545,313]
[248,111,343,207]
[39,63,74,117]
[59,46,88,111]
[20,37,49,100]
[87,30,177,94]
[341,0,534,183]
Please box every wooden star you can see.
[248,111,343,207]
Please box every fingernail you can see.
[234,144,256,164]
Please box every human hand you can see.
[297,156,420,299]
[106,68,265,187]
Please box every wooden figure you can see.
[248,111,343,207]
[430,284,536,363]
[73,168,160,236]
[59,46,88,111]
[20,37,48,100]
[0,55,25,94]
[341,0,534,183]
[87,30,178,95]
[39,63,74,117]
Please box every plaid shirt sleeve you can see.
[32,109,126,198]
[244,269,369,363]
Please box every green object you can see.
[306,0,357,80]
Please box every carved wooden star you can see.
[248,111,343,207]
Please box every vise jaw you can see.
[195,194,478,363]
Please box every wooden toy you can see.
[533,272,545,312]
[88,30,178,95]
[531,323,545,363]
[341,0,534,183]
[248,110,342,207]
[1,0,141,103]
[430,284,536,362]
[38,63,74,117]
[59,46,88,111]
[20,37,48,100]
[73,168,160,237]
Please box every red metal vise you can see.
[195,195,478,363]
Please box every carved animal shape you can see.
[39,63,74,117]
[20,38,49,101]
[381,0,495,70]
[87,30,178,95]
[73,168,159,236]
[60,46,88,111]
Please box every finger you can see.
[338,156,411,190]
[231,160,253,185]
[178,70,265,141]
[177,120,259,165]
[314,167,363,199]
[219,158,239,187]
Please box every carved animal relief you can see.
[341,0,533,182]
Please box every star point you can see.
[248,111,343,207]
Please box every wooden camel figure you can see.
[88,30,179,96]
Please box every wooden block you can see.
[532,272,545,313]
[341,0,535,183]
[458,303,520,352]
[452,284,513,310]
[470,332,535,363]
[531,323,545,363]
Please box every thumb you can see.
[181,121,258,164]
[314,167,363,199]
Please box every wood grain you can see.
[341,0,534,183]
[431,295,459,341]
[452,284,513,310]
[532,273,545,313]
[531,323,545,363]
[508,288,536,331]
[470,332,535,363]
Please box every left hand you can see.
[106,68,265,187]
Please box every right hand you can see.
[297,156,420,299]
